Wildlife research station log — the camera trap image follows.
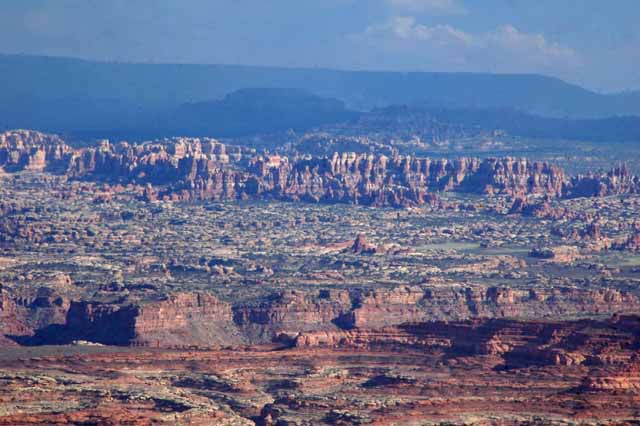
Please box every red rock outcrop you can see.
[8,284,638,348]
[0,286,31,344]
[296,315,640,371]
[580,353,640,393]
[529,245,580,263]
[181,286,640,345]
[584,221,602,240]
[233,290,352,342]
[5,129,640,208]
[62,137,568,207]
[613,230,640,252]
[0,130,72,172]
[243,154,565,207]
[0,286,72,345]
[350,233,377,254]
[65,293,244,348]
[336,286,637,330]
[567,164,640,198]
[132,293,242,348]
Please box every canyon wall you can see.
[295,315,640,378]
[3,286,638,348]
[64,293,245,348]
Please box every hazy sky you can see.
[0,0,638,92]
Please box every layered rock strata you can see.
[295,315,640,370]
[64,293,244,348]
[3,286,638,348]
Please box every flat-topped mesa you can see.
[3,285,640,348]
[336,286,639,330]
[131,293,242,348]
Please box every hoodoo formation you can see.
[3,130,639,207]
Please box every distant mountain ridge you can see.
[161,88,357,137]
[372,105,640,144]
[1,54,640,137]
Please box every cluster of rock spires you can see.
[568,164,640,198]
[2,130,639,207]
[0,130,71,172]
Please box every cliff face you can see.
[64,293,244,348]
[66,138,242,184]
[338,286,638,330]
[132,293,243,348]
[0,288,31,344]
[0,286,72,346]
[65,301,138,345]
[233,285,635,344]
[3,286,639,348]
[69,141,568,206]
[233,290,353,342]
[567,164,640,198]
[580,349,640,392]
[239,154,565,206]
[0,130,570,206]
[295,315,640,370]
